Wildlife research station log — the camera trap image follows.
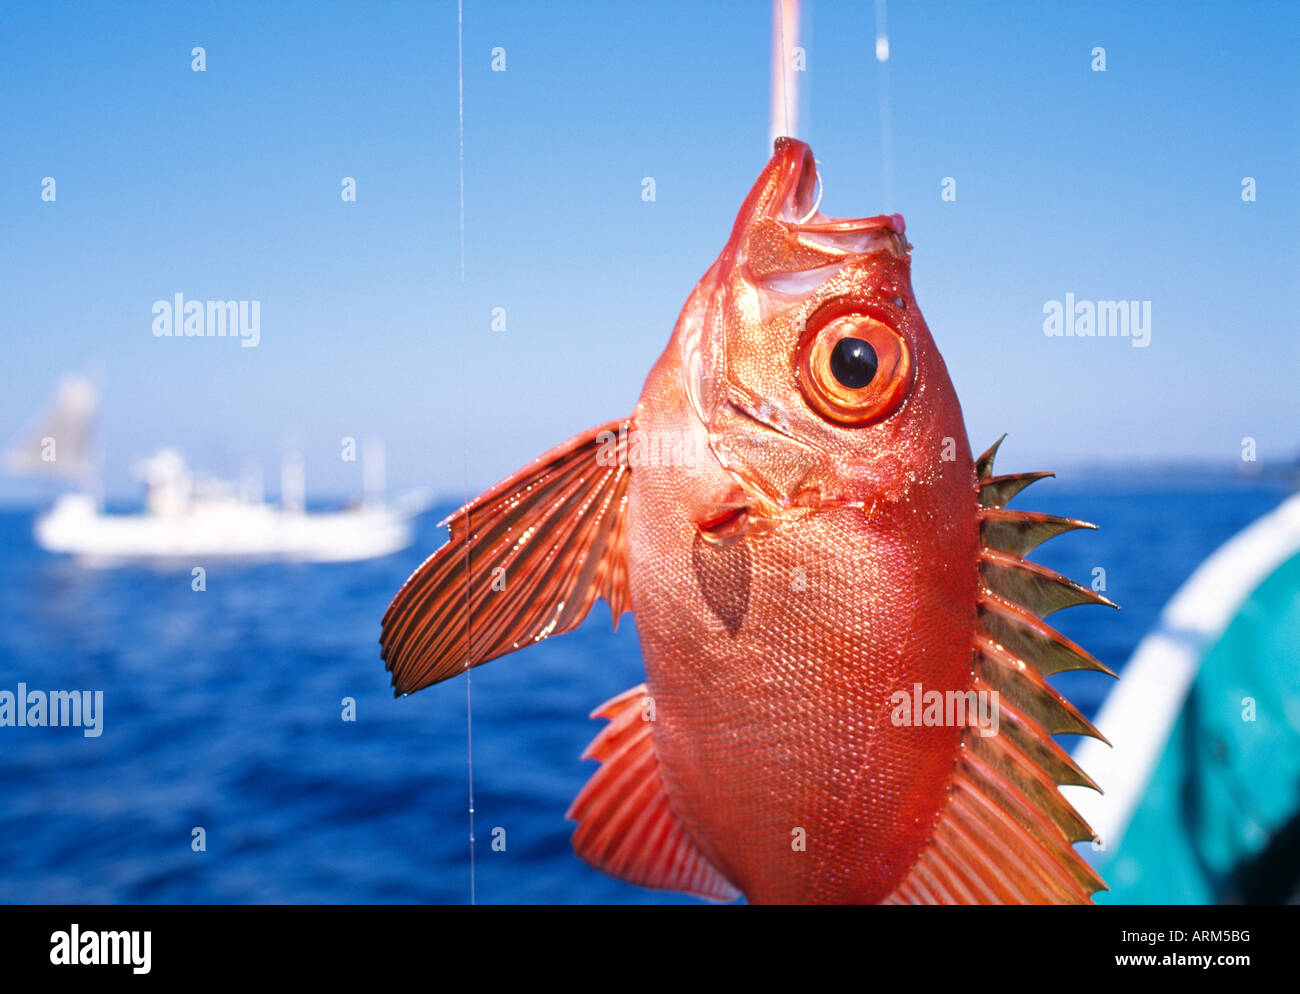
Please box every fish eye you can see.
[891,295,906,309]
[796,301,913,425]
[829,338,878,388]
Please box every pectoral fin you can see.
[381,419,633,696]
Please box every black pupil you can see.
[829,337,878,389]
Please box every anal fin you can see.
[567,685,740,903]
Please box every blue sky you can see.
[2,0,1297,503]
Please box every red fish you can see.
[381,138,1116,904]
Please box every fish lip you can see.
[769,138,907,242]
[795,214,909,238]
[769,137,820,222]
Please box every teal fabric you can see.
[1097,550,1300,903]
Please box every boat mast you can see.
[363,441,386,507]
[280,450,305,513]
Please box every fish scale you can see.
[628,429,973,901]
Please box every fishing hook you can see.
[796,159,824,223]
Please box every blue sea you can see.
[0,474,1291,904]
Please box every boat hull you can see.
[35,494,420,564]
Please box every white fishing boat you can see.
[7,375,430,564]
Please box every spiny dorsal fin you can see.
[975,434,1007,479]
[991,699,1102,791]
[887,438,1113,904]
[963,706,1096,843]
[979,507,1097,557]
[978,590,1116,677]
[885,681,1107,904]
[979,471,1054,509]
[979,548,1119,617]
[975,635,1107,743]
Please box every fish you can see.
[380,137,1117,904]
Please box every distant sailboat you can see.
[5,374,99,483]
[7,375,430,564]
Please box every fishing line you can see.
[771,0,800,146]
[796,163,824,223]
[772,0,823,224]
[457,0,477,907]
[778,1,790,139]
[874,0,894,209]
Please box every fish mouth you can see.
[767,137,909,253]
[772,137,823,224]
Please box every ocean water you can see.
[0,475,1290,904]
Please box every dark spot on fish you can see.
[691,530,751,637]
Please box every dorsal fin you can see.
[887,439,1114,904]
[978,591,1116,677]
[980,507,1097,557]
[567,685,740,903]
[979,548,1119,617]
[977,430,1057,509]
[980,471,1054,509]
[381,419,633,696]
[976,635,1107,743]
[974,434,1006,479]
